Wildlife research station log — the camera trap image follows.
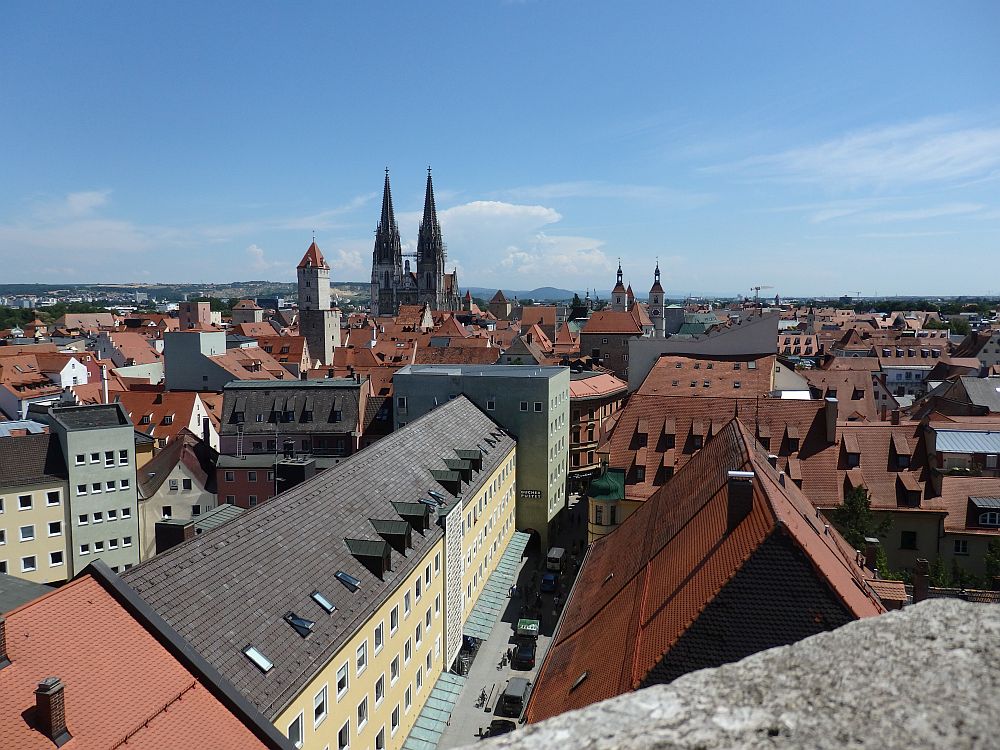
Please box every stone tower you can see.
[371,169,404,317]
[611,261,627,312]
[416,168,447,310]
[297,240,341,366]
[649,261,666,337]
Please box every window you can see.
[120,479,130,490]
[0,561,5,574]
[356,640,368,675]
[357,696,368,731]
[404,685,412,712]
[374,622,384,653]
[182,478,192,490]
[248,471,257,482]
[954,539,969,556]
[486,399,496,411]
[338,721,350,750]
[91,483,101,494]
[161,506,172,519]
[105,450,115,467]
[391,706,400,736]
[123,536,132,547]
[249,495,258,506]
[416,666,423,692]
[314,684,328,728]
[225,471,235,482]
[375,674,385,706]
[404,638,412,664]
[105,481,116,492]
[404,591,411,616]
[90,452,100,463]
[0,529,4,545]
[520,401,528,411]
[980,512,1000,527]
[169,479,179,491]
[21,555,36,573]
[376,727,386,750]
[76,484,86,496]
[287,713,304,749]
[337,663,349,698]
[108,538,118,549]
[192,504,201,516]
[19,525,34,542]
[75,454,85,465]
[121,507,132,518]
[18,495,32,510]
[49,550,63,567]
[390,655,400,684]
[425,607,431,629]
[47,521,61,537]
[119,449,128,465]
[415,576,422,601]
[80,543,90,555]
[596,505,603,525]
[396,396,407,410]
[435,593,441,617]
[416,622,422,646]
[900,530,918,550]
[534,401,543,412]
[94,541,104,552]
[434,552,440,575]
[390,605,399,634]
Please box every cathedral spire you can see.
[374,169,402,265]
[417,166,444,263]
[379,167,397,233]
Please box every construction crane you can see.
[846,291,862,305]
[749,284,773,307]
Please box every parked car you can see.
[497,677,531,718]
[483,719,517,738]
[540,572,559,593]
[512,636,536,670]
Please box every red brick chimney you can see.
[863,537,880,571]
[0,616,9,669]
[726,470,754,533]
[35,677,72,746]
[824,397,838,443]
[891,408,900,426]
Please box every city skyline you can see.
[2,2,999,295]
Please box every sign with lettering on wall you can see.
[520,489,542,499]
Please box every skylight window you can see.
[312,590,336,613]
[244,645,273,672]
[336,570,362,592]
[427,489,447,504]
[285,612,317,637]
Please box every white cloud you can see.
[714,117,1000,189]
[64,190,112,217]
[246,244,285,272]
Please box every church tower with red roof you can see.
[297,240,341,365]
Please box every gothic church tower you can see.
[416,168,448,310]
[297,240,341,366]
[371,170,404,317]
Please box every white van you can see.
[546,547,566,572]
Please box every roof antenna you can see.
[312,229,315,244]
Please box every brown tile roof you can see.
[490,289,508,303]
[233,322,278,338]
[569,372,628,400]
[802,369,895,422]
[637,354,775,398]
[207,347,285,381]
[116,391,204,445]
[413,345,500,365]
[107,331,163,365]
[937,476,1000,535]
[527,418,884,723]
[0,572,282,750]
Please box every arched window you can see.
[980,511,1000,527]
[384,270,390,288]
[426,272,433,289]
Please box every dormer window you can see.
[979,512,1000,527]
[140,414,151,425]
[162,415,173,425]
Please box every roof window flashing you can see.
[285,612,317,637]
[311,590,336,613]
[336,570,362,592]
[244,645,274,673]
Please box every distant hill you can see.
[464,286,579,302]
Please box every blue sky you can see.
[1,1,999,296]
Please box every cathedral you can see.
[370,168,461,316]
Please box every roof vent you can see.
[570,671,589,692]
[0,616,9,670]
[311,590,336,614]
[243,645,273,672]
[35,677,71,747]
[284,612,316,637]
[726,470,755,533]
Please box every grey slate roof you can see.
[960,377,1000,412]
[123,396,513,719]
[220,379,362,436]
[0,572,51,614]
[0,432,67,489]
[43,402,130,429]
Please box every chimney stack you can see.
[767,454,778,468]
[863,536,880,570]
[913,558,930,603]
[100,364,109,405]
[202,416,211,445]
[824,397,838,443]
[726,470,754,533]
[0,616,9,669]
[891,408,900,426]
[35,677,71,746]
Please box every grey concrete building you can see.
[31,403,141,574]
[393,364,570,549]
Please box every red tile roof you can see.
[637,354,775,398]
[937,476,1000,535]
[296,240,328,269]
[581,310,642,335]
[0,573,279,750]
[526,418,884,723]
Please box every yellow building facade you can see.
[0,479,70,584]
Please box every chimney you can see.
[100,364,109,405]
[891,408,900,425]
[880,404,887,421]
[0,616,9,669]
[824,396,838,443]
[726,470,754,532]
[767,454,778,468]
[35,677,71,747]
[863,536,880,570]
[913,558,930,603]
[777,471,785,487]
[202,416,211,445]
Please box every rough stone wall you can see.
[472,599,999,750]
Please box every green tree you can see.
[950,317,971,336]
[873,545,902,581]
[929,555,952,587]
[571,293,582,308]
[829,487,891,550]
[984,538,1000,582]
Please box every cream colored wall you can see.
[276,536,446,750]
[138,461,217,561]
[0,480,70,584]
[461,448,517,620]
